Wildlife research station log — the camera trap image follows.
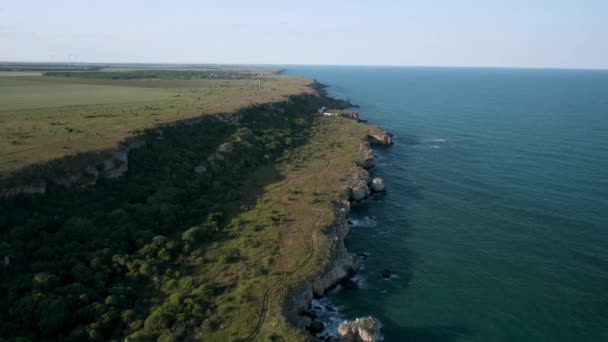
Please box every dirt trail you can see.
[244,210,324,341]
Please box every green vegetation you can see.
[1,93,381,341]
[44,70,261,80]
[0,63,104,72]
[0,67,311,174]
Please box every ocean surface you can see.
[283,66,608,342]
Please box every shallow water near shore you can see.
[284,66,608,341]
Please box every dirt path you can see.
[244,209,324,341]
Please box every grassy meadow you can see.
[0,66,311,175]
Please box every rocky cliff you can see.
[282,129,393,341]
[338,317,383,342]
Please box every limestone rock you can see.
[218,142,234,153]
[357,150,375,170]
[1,181,47,198]
[371,178,386,192]
[350,185,369,201]
[367,133,393,146]
[338,316,383,342]
[340,200,351,215]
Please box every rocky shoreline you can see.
[282,118,393,342]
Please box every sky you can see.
[1,0,607,69]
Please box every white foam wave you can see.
[351,273,368,288]
[349,216,377,227]
[310,298,345,338]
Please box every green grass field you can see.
[0,67,311,175]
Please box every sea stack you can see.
[338,316,383,342]
[367,132,393,146]
[371,177,386,192]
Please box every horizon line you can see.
[1,60,607,72]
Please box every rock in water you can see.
[308,320,325,334]
[379,269,392,279]
[367,133,393,145]
[371,178,386,192]
[338,316,383,342]
[341,278,359,290]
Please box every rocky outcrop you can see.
[1,138,145,198]
[356,149,376,170]
[217,112,244,122]
[1,181,46,197]
[350,183,370,201]
[367,132,393,146]
[338,317,383,342]
[347,168,374,205]
[371,178,386,192]
[379,269,392,279]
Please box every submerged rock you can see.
[338,316,383,342]
[302,308,318,320]
[370,178,386,192]
[308,320,325,334]
[341,278,359,290]
[379,269,392,279]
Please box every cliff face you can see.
[281,190,355,330]
[282,130,393,338]
[1,137,146,198]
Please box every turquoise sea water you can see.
[284,66,608,342]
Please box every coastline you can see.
[1,79,391,341]
[279,99,392,341]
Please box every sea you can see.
[283,66,608,342]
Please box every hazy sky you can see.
[1,0,607,69]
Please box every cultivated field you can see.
[0,66,311,174]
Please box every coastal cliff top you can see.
[0,64,312,175]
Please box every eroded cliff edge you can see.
[281,128,392,341]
